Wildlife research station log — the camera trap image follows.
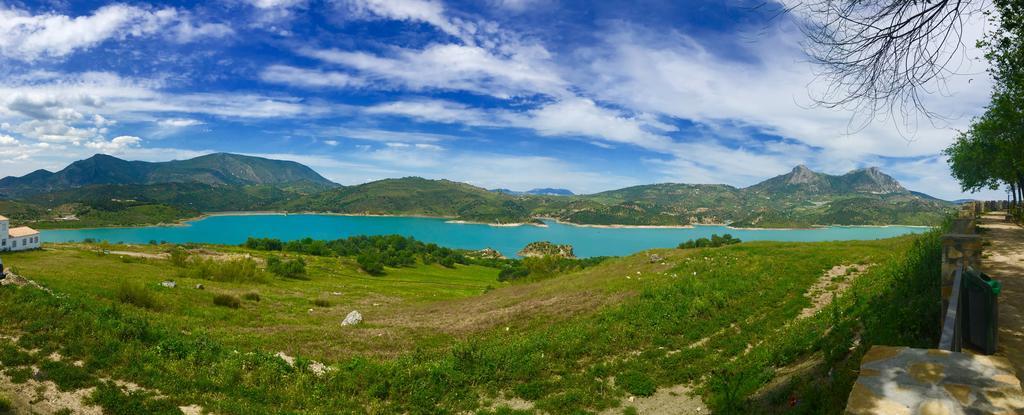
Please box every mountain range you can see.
[0,153,336,198]
[0,154,954,228]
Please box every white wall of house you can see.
[0,218,40,252]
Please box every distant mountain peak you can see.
[0,152,338,198]
[749,164,907,195]
[841,166,906,194]
[786,164,823,186]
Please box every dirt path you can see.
[978,212,1024,380]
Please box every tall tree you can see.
[946,0,1024,206]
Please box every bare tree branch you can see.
[797,0,985,130]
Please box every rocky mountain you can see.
[747,165,906,195]
[0,153,337,198]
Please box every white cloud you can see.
[0,135,19,145]
[490,0,543,12]
[324,139,339,146]
[0,5,232,61]
[326,127,461,143]
[260,65,362,88]
[0,71,327,122]
[84,135,142,152]
[157,118,204,128]
[509,98,675,151]
[171,20,234,43]
[247,0,308,9]
[364,100,494,125]
[336,0,459,38]
[301,43,565,98]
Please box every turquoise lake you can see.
[40,214,929,258]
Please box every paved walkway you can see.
[978,212,1024,381]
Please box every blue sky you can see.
[0,0,1005,200]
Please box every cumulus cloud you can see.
[84,135,142,152]
[0,134,19,145]
[0,4,232,61]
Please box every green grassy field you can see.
[0,233,941,414]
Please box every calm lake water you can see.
[41,214,929,258]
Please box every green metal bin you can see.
[961,267,1001,355]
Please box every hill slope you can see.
[0,155,952,228]
[0,153,336,198]
[285,177,539,224]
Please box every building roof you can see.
[9,226,39,237]
[0,215,8,221]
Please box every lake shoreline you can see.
[40,213,931,258]
[33,210,937,231]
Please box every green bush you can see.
[266,256,307,279]
[357,252,385,275]
[0,393,11,414]
[115,281,160,310]
[87,381,181,415]
[497,256,609,282]
[678,233,741,249]
[242,292,261,302]
[168,247,189,267]
[39,360,94,392]
[616,370,656,397]
[213,294,240,309]
[179,258,268,283]
[244,234,469,269]
[0,343,34,367]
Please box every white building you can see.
[0,215,40,251]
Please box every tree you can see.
[357,252,385,275]
[945,0,1024,208]
[798,0,986,124]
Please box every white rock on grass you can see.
[275,351,295,366]
[160,280,176,288]
[341,310,363,326]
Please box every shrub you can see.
[87,381,181,415]
[242,292,261,302]
[244,237,283,251]
[168,247,189,267]
[357,252,385,275]
[243,234,470,269]
[115,281,159,310]
[313,299,331,307]
[0,343,34,367]
[678,233,741,249]
[0,393,10,414]
[266,256,306,279]
[213,294,240,309]
[497,256,609,282]
[39,360,94,392]
[616,370,656,397]
[179,258,268,283]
